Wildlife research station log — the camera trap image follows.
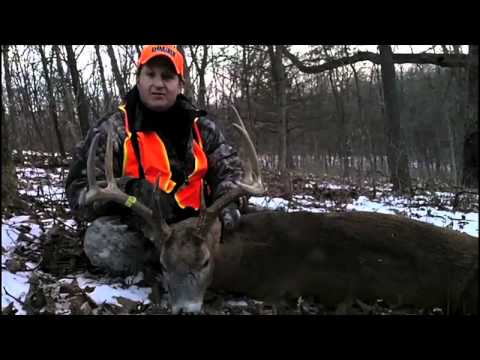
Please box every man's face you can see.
[137,57,183,112]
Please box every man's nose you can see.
[152,76,165,88]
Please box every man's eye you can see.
[162,73,175,80]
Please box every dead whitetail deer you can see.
[85,106,264,314]
[86,109,478,315]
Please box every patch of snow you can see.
[75,276,151,306]
[225,300,248,307]
[346,196,478,237]
[5,215,31,225]
[1,271,30,315]
[2,225,20,251]
[250,194,478,237]
[249,196,290,210]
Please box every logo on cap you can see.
[138,45,185,79]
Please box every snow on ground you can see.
[347,196,478,237]
[1,215,153,314]
[250,194,478,237]
[75,275,151,306]
[1,271,30,315]
[2,165,478,314]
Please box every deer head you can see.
[85,106,264,314]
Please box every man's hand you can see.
[78,176,138,211]
[220,202,241,232]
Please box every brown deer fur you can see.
[211,211,478,314]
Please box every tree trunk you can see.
[38,45,66,156]
[327,69,349,179]
[65,45,90,138]
[177,45,194,101]
[2,45,20,156]
[106,45,126,100]
[462,45,479,188]
[465,45,478,135]
[135,45,143,58]
[268,46,291,194]
[188,45,209,109]
[378,45,411,193]
[446,112,458,185]
[95,45,112,113]
[351,63,367,185]
[241,45,255,138]
[16,59,47,151]
[53,45,80,146]
[1,101,18,212]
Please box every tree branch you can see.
[3,286,33,313]
[281,46,474,74]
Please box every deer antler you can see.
[85,128,173,241]
[197,105,264,235]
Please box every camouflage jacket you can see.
[65,87,243,225]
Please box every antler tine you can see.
[104,126,116,188]
[230,105,264,195]
[203,105,264,217]
[85,128,154,223]
[87,132,101,191]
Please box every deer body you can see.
[85,107,477,314]
[211,211,478,314]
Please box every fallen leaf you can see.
[69,295,86,315]
[83,286,95,293]
[5,258,26,273]
[2,302,18,315]
[114,296,142,314]
[59,282,81,295]
[80,301,93,315]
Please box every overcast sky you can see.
[2,45,469,104]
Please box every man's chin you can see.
[145,101,171,112]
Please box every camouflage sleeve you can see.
[65,112,129,221]
[198,117,244,202]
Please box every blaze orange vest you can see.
[119,105,208,210]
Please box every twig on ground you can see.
[2,286,34,313]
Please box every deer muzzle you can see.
[171,301,203,315]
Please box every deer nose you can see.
[172,302,203,315]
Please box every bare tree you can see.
[53,45,80,145]
[378,45,411,192]
[94,45,112,113]
[135,45,142,58]
[189,45,209,109]
[268,45,291,194]
[106,45,126,100]
[177,45,194,101]
[65,45,90,138]
[2,45,20,154]
[280,45,480,193]
[11,46,49,152]
[463,45,479,188]
[38,45,66,156]
[1,100,18,211]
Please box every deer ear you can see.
[210,217,222,245]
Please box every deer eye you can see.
[202,258,210,269]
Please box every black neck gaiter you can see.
[125,87,196,161]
